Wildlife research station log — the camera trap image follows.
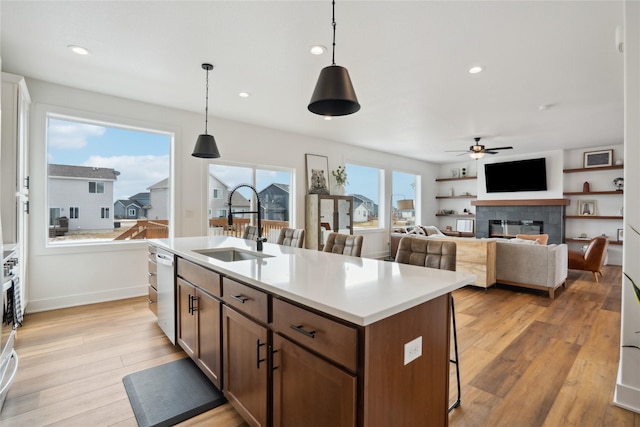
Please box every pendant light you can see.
[192,63,221,158]
[308,0,360,116]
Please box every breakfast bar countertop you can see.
[151,235,476,326]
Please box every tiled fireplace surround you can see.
[474,200,567,244]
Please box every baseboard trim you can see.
[26,285,147,313]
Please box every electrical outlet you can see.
[404,336,422,365]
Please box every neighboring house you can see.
[352,202,369,223]
[208,173,250,219]
[48,164,119,233]
[114,192,150,219]
[147,178,169,220]
[351,194,378,219]
[114,198,145,220]
[258,183,289,221]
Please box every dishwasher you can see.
[156,248,176,344]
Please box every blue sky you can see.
[48,117,170,201]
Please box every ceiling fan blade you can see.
[484,151,500,154]
[484,146,513,151]
[445,150,471,153]
[456,152,471,156]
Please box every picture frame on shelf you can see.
[583,149,613,168]
[578,199,597,216]
[450,168,460,178]
[617,228,623,242]
[305,154,330,195]
[456,218,474,233]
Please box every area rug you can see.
[123,357,226,427]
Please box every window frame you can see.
[344,162,384,230]
[42,109,175,251]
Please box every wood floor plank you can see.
[2,267,639,426]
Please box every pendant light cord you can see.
[204,67,210,134]
[331,0,336,66]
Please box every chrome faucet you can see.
[227,184,267,251]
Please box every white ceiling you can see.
[0,1,624,163]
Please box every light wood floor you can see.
[1,265,639,426]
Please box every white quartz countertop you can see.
[151,236,476,326]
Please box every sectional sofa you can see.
[390,227,568,298]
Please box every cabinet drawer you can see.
[148,245,157,262]
[148,260,157,289]
[148,285,158,316]
[222,277,269,324]
[272,298,358,371]
[177,258,221,297]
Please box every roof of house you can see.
[115,199,143,209]
[48,164,119,180]
[148,178,169,190]
[260,183,290,194]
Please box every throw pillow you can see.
[423,226,444,236]
[515,233,549,245]
[409,225,426,235]
[510,237,539,245]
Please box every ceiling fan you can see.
[447,137,513,159]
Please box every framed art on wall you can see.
[305,154,330,195]
[617,228,624,242]
[578,199,597,216]
[583,149,613,168]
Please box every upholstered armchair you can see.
[242,225,259,241]
[567,236,609,282]
[276,228,305,248]
[323,233,363,257]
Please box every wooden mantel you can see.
[471,199,570,206]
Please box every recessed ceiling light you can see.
[324,116,332,121]
[238,92,251,98]
[68,45,90,55]
[310,45,326,55]
[468,66,484,74]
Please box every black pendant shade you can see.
[192,133,220,158]
[308,65,360,116]
[192,63,221,158]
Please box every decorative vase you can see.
[334,184,345,195]
[583,181,590,192]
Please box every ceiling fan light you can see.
[470,152,485,160]
[308,65,360,116]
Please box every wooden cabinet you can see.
[176,258,222,389]
[147,245,158,315]
[305,194,353,250]
[272,334,357,427]
[223,305,268,427]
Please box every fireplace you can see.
[489,220,543,239]
[472,199,568,244]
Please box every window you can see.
[47,115,171,245]
[208,163,293,241]
[89,181,105,193]
[392,171,418,228]
[212,188,223,199]
[49,207,61,226]
[345,163,382,229]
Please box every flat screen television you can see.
[484,157,547,193]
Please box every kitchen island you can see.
[151,235,475,427]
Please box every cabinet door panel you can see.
[223,306,268,427]
[177,278,196,357]
[273,334,356,427]
[197,290,222,389]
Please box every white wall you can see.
[615,0,640,413]
[25,78,437,312]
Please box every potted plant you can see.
[623,224,640,350]
[332,165,348,195]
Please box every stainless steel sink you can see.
[192,248,274,262]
